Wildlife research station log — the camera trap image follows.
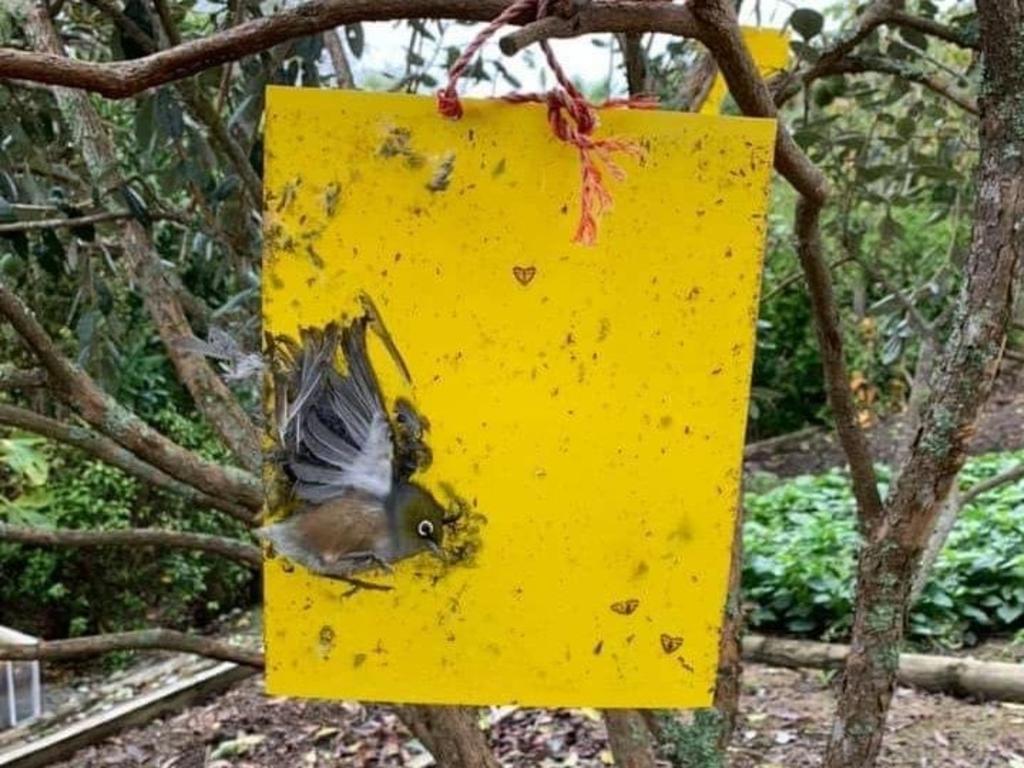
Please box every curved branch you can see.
[887,9,977,50]
[0,281,262,511]
[794,198,885,532]
[0,523,261,568]
[960,461,1024,505]
[2,0,697,97]
[0,404,254,522]
[686,0,828,205]
[772,0,977,113]
[0,629,264,668]
[774,55,978,115]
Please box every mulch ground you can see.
[51,660,1024,767]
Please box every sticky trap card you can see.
[262,88,777,707]
[700,28,790,115]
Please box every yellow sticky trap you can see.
[262,88,776,707]
[700,27,790,115]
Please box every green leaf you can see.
[33,229,65,276]
[0,436,50,486]
[134,94,157,153]
[345,24,364,59]
[212,175,240,202]
[996,603,1024,624]
[155,89,184,141]
[896,116,916,140]
[789,40,820,62]
[880,334,903,365]
[120,184,151,228]
[898,26,929,51]
[790,9,824,40]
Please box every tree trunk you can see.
[395,705,499,768]
[711,501,745,749]
[824,3,1024,766]
[602,709,658,768]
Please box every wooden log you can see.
[742,635,1024,703]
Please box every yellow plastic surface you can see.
[262,88,776,707]
[700,27,791,115]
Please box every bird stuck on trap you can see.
[259,295,474,594]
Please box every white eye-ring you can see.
[417,520,434,538]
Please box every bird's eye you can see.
[417,520,434,538]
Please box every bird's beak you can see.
[426,540,447,562]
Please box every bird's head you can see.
[389,482,448,559]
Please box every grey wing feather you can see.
[278,319,393,502]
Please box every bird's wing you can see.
[280,318,394,503]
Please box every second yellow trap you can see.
[263,88,776,707]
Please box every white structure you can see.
[0,626,42,729]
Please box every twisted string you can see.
[436,0,657,245]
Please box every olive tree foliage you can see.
[0,2,1020,768]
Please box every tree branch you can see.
[0,403,254,522]
[685,0,828,201]
[152,0,182,47]
[87,0,262,206]
[2,1,700,97]
[887,9,977,50]
[0,629,264,667]
[323,28,355,88]
[0,210,151,234]
[776,55,978,115]
[0,523,260,568]
[0,280,262,511]
[960,461,1024,505]
[795,198,885,533]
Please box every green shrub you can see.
[0,412,255,640]
[743,451,1024,647]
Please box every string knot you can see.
[435,0,656,244]
[436,86,464,119]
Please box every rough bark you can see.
[395,706,499,768]
[743,634,1024,704]
[602,710,658,768]
[824,3,1024,765]
[25,2,262,474]
[711,501,745,749]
